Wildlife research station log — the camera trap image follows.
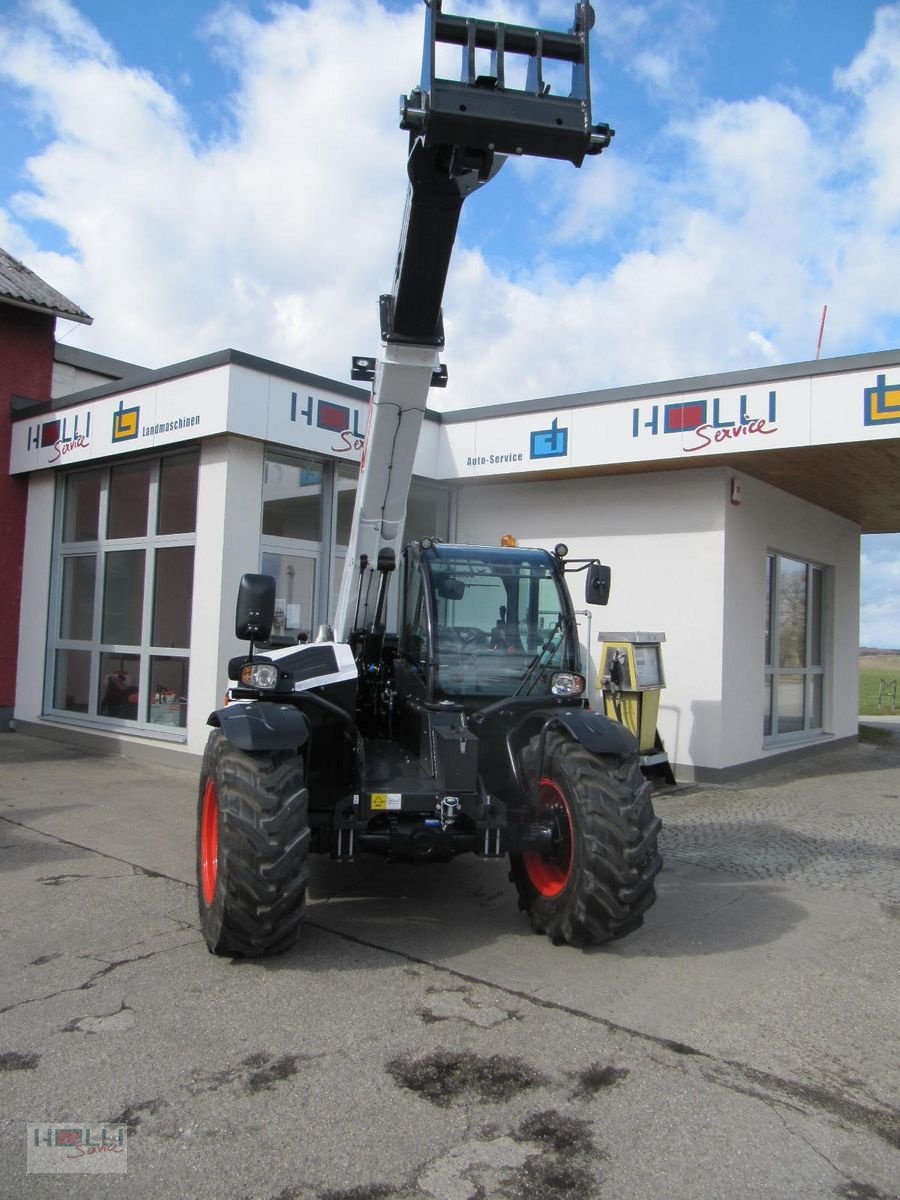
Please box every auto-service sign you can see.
[442,365,900,479]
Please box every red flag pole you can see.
[816,304,828,360]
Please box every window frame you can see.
[764,552,827,743]
[45,449,198,739]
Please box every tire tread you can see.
[197,729,310,957]
[509,730,663,947]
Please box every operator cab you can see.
[397,541,585,708]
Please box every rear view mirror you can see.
[585,562,611,606]
[435,576,465,600]
[235,574,276,641]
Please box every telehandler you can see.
[197,0,662,956]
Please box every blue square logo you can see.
[530,418,568,460]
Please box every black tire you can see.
[197,728,310,957]
[508,730,662,947]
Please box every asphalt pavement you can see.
[1,726,899,1200]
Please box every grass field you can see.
[860,654,900,715]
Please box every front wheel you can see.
[509,731,662,947]
[197,729,310,957]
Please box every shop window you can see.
[260,451,324,642]
[152,546,194,647]
[262,453,323,540]
[102,549,146,645]
[53,649,91,714]
[158,453,199,534]
[260,551,316,642]
[63,469,102,542]
[59,556,96,641]
[98,652,141,721]
[107,461,151,538]
[48,450,198,735]
[764,553,826,740]
[149,656,189,726]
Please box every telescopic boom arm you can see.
[332,0,611,644]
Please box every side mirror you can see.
[235,573,276,641]
[585,562,611,606]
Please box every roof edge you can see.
[1,292,93,326]
[0,246,92,324]
[54,343,149,377]
[12,347,376,421]
[15,342,899,430]
[437,346,900,424]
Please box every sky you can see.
[1,0,899,645]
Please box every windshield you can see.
[423,546,578,700]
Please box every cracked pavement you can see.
[1,729,899,1199]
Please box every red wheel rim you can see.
[200,778,219,906]
[523,777,573,898]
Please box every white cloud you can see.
[834,3,900,225]
[0,0,421,373]
[438,94,838,402]
[0,0,898,410]
[632,49,677,91]
[599,0,719,103]
[444,16,900,404]
[25,0,114,64]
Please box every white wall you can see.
[456,466,860,776]
[187,435,265,755]
[51,360,117,398]
[720,470,860,768]
[455,469,729,772]
[16,472,56,723]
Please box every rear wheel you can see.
[509,730,662,947]
[197,729,309,957]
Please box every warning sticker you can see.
[370,793,402,811]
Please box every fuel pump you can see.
[600,632,674,784]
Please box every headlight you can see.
[550,671,585,697]
[240,662,279,689]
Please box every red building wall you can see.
[0,305,56,723]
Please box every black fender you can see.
[500,705,639,797]
[511,708,638,795]
[207,702,310,753]
[543,709,638,757]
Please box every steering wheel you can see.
[456,627,489,648]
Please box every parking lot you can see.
[1,727,899,1199]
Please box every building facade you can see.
[9,340,900,780]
